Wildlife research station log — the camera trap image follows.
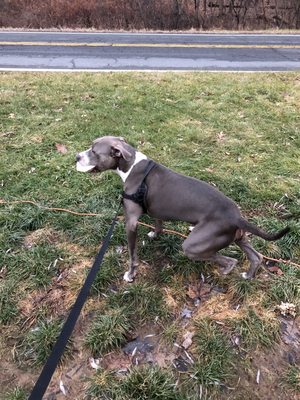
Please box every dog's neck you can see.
[116,151,147,182]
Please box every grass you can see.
[87,365,185,400]
[118,365,183,400]
[107,282,170,323]
[85,308,130,356]
[282,366,300,393]
[267,264,300,307]
[1,71,299,399]
[20,318,74,367]
[230,307,280,349]
[191,318,234,387]
[3,387,28,400]
[91,251,123,294]
[228,275,263,303]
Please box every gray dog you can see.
[76,136,289,282]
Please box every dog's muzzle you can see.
[76,150,96,173]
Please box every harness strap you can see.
[122,160,156,213]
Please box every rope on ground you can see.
[1,198,299,269]
[0,199,101,217]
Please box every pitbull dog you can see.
[76,136,289,282]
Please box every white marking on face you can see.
[116,151,147,182]
[76,148,96,172]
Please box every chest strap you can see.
[122,160,156,213]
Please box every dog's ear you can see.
[111,142,132,161]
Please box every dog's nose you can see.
[76,154,81,162]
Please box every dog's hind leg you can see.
[182,222,238,275]
[235,235,263,279]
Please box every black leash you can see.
[28,201,122,400]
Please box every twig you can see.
[0,199,101,217]
[262,254,300,268]
[1,198,299,268]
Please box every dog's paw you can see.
[147,231,157,239]
[123,271,134,283]
[241,272,250,280]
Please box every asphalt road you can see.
[0,31,300,71]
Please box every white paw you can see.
[241,272,249,279]
[123,271,134,282]
[147,231,156,239]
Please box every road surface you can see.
[0,31,300,71]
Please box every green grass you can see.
[191,318,235,388]
[86,368,119,399]
[282,365,300,393]
[87,365,185,400]
[20,318,74,367]
[3,387,28,400]
[91,251,123,294]
[85,308,130,356]
[118,365,184,400]
[230,307,280,349]
[228,275,263,303]
[1,72,299,399]
[107,282,170,323]
[267,264,300,307]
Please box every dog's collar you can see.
[116,151,147,182]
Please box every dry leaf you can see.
[276,302,296,317]
[187,284,200,300]
[268,265,284,275]
[55,143,68,154]
[182,331,195,349]
[217,131,226,141]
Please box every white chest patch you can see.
[116,151,147,182]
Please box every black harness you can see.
[122,160,157,213]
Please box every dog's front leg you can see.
[148,219,163,239]
[123,215,140,282]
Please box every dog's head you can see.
[76,136,133,173]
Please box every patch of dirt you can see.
[18,257,93,326]
[229,343,298,400]
[0,359,36,395]
[23,227,61,249]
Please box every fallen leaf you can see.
[182,331,195,349]
[55,143,68,154]
[256,369,261,384]
[199,284,212,297]
[181,307,192,319]
[276,302,296,318]
[89,357,101,370]
[268,265,284,275]
[217,131,226,141]
[205,167,214,173]
[187,284,200,300]
[59,379,67,395]
[187,283,211,301]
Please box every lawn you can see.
[1,72,300,399]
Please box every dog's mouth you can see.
[76,162,97,173]
[90,166,100,173]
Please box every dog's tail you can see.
[237,218,290,241]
